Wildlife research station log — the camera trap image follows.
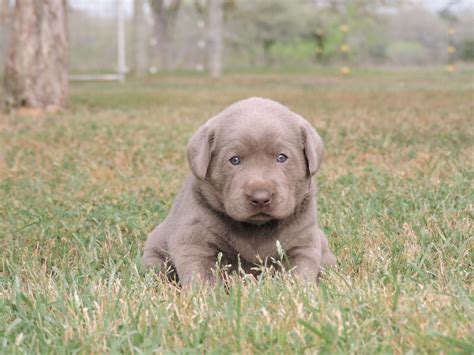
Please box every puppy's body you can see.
[144,98,335,286]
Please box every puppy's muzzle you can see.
[249,190,273,208]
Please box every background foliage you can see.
[2,0,471,73]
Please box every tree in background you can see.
[1,0,9,23]
[0,0,11,68]
[236,0,311,66]
[3,0,68,110]
[134,0,148,76]
[149,0,182,71]
[195,0,235,76]
[457,9,474,62]
[386,6,446,65]
[304,0,402,65]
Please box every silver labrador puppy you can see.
[143,97,336,286]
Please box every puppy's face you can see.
[187,98,323,224]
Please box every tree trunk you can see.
[149,0,181,71]
[262,39,275,67]
[0,0,11,70]
[3,0,68,110]
[312,30,325,63]
[208,0,223,78]
[133,0,147,75]
[1,0,9,23]
[153,5,168,71]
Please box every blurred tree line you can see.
[1,0,473,76]
[68,0,474,73]
[222,0,474,68]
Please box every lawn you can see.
[1,68,473,353]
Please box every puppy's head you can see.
[187,97,323,224]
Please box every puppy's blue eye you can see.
[229,156,241,165]
[276,154,288,163]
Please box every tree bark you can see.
[208,0,223,78]
[1,0,9,23]
[153,1,168,71]
[149,0,181,71]
[1,0,11,70]
[3,0,68,109]
[312,30,325,62]
[133,0,147,76]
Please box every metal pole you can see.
[117,0,126,80]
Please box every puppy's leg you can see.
[317,228,336,267]
[143,225,168,269]
[143,251,166,269]
[173,245,217,288]
[287,246,322,282]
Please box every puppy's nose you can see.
[249,190,272,207]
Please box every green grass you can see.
[1,69,473,353]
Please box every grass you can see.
[1,68,473,353]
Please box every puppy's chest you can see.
[212,227,286,264]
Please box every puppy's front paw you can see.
[180,272,216,289]
[321,250,336,267]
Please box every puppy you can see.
[143,97,336,286]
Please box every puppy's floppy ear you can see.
[302,122,324,175]
[186,124,215,180]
